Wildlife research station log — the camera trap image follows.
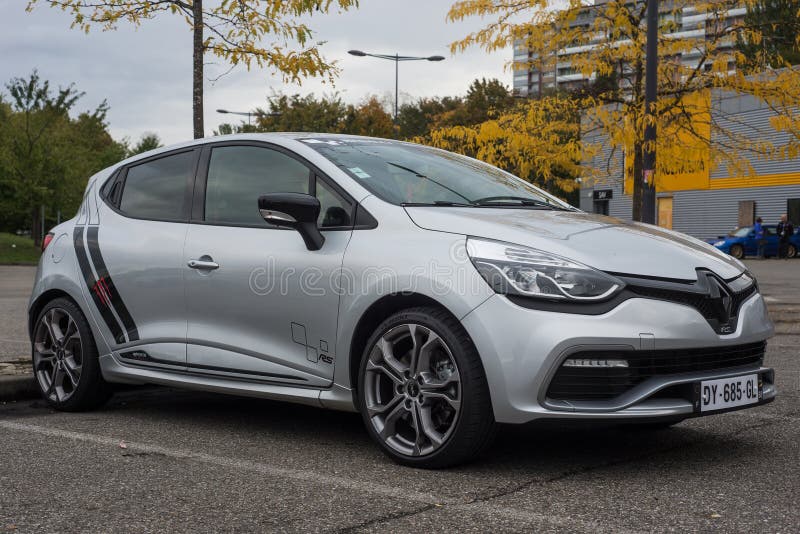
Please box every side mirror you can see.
[258,193,325,251]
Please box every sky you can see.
[3,1,511,145]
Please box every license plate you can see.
[697,374,762,413]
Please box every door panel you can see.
[744,236,758,256]
[765,227,779,256]
[184,344,329,387]
[657,197,673,229]
[77,149,196,364]
[738,200,755,227]
[96,209,189,354]
[789,198,800,227]
[183,224,349,384]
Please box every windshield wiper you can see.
[402,201,474,207]
[471,196,572,211]
[387,162,473,204]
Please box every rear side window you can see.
[119,151,194,221]
[205,146,311,226]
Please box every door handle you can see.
[187,258,219,270]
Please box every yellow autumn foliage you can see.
[447,0,800,206]
[420,97,589,193]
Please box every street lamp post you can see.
[642,0,658,225]
[347,50,445,121]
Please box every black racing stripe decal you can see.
[86,226,140,342]
[74,227,126,344]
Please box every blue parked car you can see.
[709,225,799,259]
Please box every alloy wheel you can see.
[33,307,83,403]
[364,323,461,457]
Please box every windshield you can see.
[729,227,752,237]
[301,138,572,209]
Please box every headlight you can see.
[466,238,623,301]
[713,240,725,247]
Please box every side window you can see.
[316,178,352,228]
[101,172,124,207]
[205,146,311,226]
[119,151,194,220]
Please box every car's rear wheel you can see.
[788,244,797,259]
[357,307,496,468]
[32,298,112,411]
[729,244,744,259]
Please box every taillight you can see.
[42,232,55,252]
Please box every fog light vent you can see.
[562,358,629,368]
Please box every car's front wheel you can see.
[32,298,112,411]
[357,307,496,468]
[729,244,744,259]
[787,244,797,259]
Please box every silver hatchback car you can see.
[30,134,775,467]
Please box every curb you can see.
[0,374,38,402]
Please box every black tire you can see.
[788,244,797,259]
[357,306,496,468]
[32,297,112,411]
[729,244,744,260]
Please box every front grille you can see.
[628,283,757,322]
[547,341,766,401]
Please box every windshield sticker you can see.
[348,167,371,179]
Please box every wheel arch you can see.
[28,288,84,341]
[347,292,463,395]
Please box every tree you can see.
[254,92,347,133]
[420,96,586,200]
[127,133,163,156]
[340,96,395,138]
[737,0,800,69]
[445,78,516,127]
[397,97,461,138]
[215,92,395,138]
[0,72,125,243]
[395,78,515,138]
[28,0,359,139]
[448,0,800,221]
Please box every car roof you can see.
[117,132,403,167]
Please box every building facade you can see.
[512,1,746,97]
[512,1,799,239]
[579,91,800,240]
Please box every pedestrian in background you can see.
[754,217,766,259]
[777,214,794,259]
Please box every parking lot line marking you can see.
[0,420,435,502]
[0,419,626,533]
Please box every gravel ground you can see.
[0,336,796,532]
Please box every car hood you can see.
[404,207,745,281]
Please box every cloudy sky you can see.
[3,1,511,145]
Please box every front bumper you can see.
[461,292,775,424]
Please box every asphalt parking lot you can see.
[1,261,798,532]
